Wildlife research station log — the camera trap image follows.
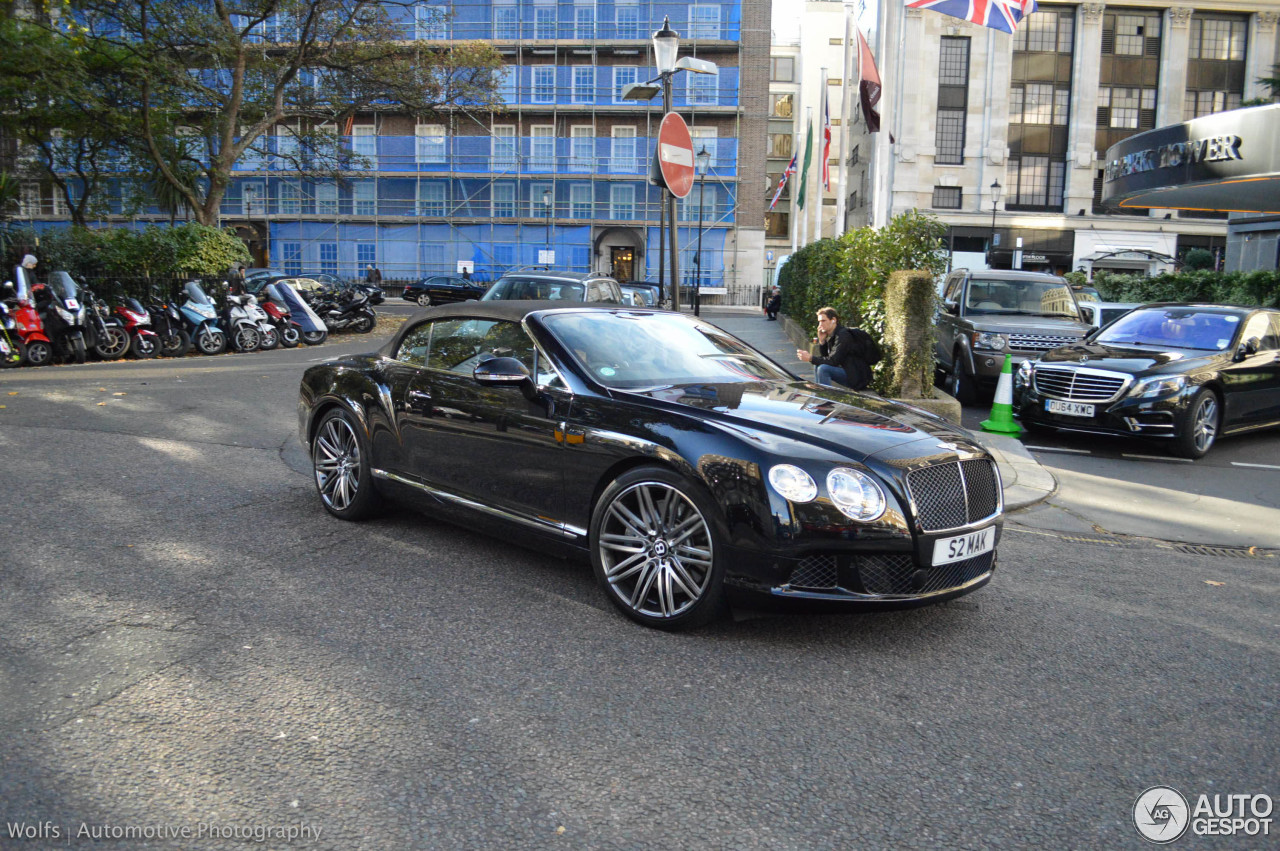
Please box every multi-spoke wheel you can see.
[1172,387,1219,459]
[311,408,381,520]
[416,292,432,307]
[590,467,725,630]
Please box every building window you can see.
[570,184,593,218]
[319,243,338,276]
[570,126,594,171]
[351,125,376,159]
[353,180,376,215]
[1099,87,1156,129]
[691,127,717,167]
[1014,8,1073,52]
[1190,16,1246,60]
[932,187,962,209]
[613,66,637,103]
[574,3,595,38]
[496,66,515,104]
[493,3,517,38]
[1185,90,1241,119]
[417,181,446,216]
[416,123,446,163]
[687,5,720,39]
[492,182,515,217]
[533,66,556,103]
[492,125,516,172]
[1185,14,1247,119]
[357,242,376,269]
[531,182,553,217]
[531,126,555,170]
[243,182,264,216]
[278,180,301,214]
[1010,83,1068,125]
[494,244,514,267]
[280,242,302,276]
[316,181,337,215]
[612,126,637,173]
[610,184,635,219]
[615,4,639,39]
[1007,156,1065,208]
[770,57,794,82]
[768,133,792,158]
[686,72,716,106]
[415,2,447,39]
[572,67,594,103]
[935,37,969,165]
[534,3,555,39]
[771,93,793,118]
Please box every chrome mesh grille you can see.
[1033,367,1127,402]
[1008,333,1081,353]
[906,460,1001,532]
[789,554,838,589]
[858,551,994,595]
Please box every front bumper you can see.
[1017,383,1192,438]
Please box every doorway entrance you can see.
[610,247,634,282]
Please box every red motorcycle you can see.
[6,266,54,366]
[113,296,161,359]
[260,284,301,348]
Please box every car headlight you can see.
[1128,375,1186,399]
[971,331,1007,351]
[826,468,887,522]
[768,464,818,503]
[1015,359,1033,389]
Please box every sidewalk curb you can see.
[970,432,1059,512]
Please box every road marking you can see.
[1122,453,1194,463]
[1231,462,1280,470]
[1024,445,1092,454]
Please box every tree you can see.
[1259,63,1280,100]
[10,1,504,226]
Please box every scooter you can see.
[147,287,191,358]
[223,293,262,352]
[34,271,91,364]
[83,286,130,361]
[309,288,376,334]
[113,296,161,359]
[177,281,226,356]
[5,267,53,366]
[259,284,300,348]
[271,281,328,345]
[0,291,27,367]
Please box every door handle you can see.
[407,389,431,412]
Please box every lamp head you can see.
[990,179,1002,204]
[652,16,679,74]
[696,146,711,174]
[542,189,552,207]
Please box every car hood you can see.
[1038,342,1221,375]
[968,316,1091,335]
[627,380,986,463]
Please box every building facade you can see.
[871,1,1278,278]
[14,1,770,292]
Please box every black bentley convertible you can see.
[299,302,1004,629]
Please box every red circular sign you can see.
[657,112,695,198]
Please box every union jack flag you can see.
[768,152,797,212]
[906,0,1038,35]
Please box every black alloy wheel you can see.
[196,328,226,356]
[311,408,381,520]
[301,328,328,346]
[24,340,53,367]
[1171,387,1220,459]
[590,466,726,630]
[161,328,192,358]
[352,314,376,333]
[948,352,976,405]
[279,325,300,348]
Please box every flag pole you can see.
[799,106,810,248]
[835,8,854,235]
[790,129,799,253]
[815,69,826,241]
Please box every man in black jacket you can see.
[796,307,873,390]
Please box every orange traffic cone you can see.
[981,354,1024,435]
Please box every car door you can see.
[403,317,566,524]
[1219,312,1280,427]
[935,274,964,367]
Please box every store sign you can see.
[1023,253,1048,263]
[1104,135,1243,183]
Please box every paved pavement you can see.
[696,306,1057,513]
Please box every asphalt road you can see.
[0,331,1275,849]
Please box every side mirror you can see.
[474,356,537,400]
[944,300,959,315]
[1235,337,1260,361]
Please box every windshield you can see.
[49,271,79,300]
[544,311,793,389]
[183,281,212,305]
[125,298,146,314]
[1094,308,1241,351]
[965,278,1079,318]
[483,277,585,301]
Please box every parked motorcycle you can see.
[259,284,300,348]
[223,293,262,352]
[113,296,161,359]
[34,271,92,364]
[83,286,130,361]
[6,266,53,366]
[0,290,27,367]
[147,287,191,358]
[177,281,226,356]
[271,281,328,346]
[308,288,376,334]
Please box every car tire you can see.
[589,466,727,631]
[948,352,976,405]
[1171,387,1220,459]
[311,408,382,520]
[416,293,432,307]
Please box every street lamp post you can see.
[693,146,710,318]
[988,179,1002,269]
[543,188,553,262]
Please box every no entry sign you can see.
[656,112,695,198]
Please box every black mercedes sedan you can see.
[299,303,1004,629]
[1015,303,1280,458]
[401,275,487,307]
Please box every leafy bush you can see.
[2,223,249,281]
[780,210,948,393]
[1094,268,1280,308]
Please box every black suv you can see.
[480,270,623,303]
[935,269,1092,403]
